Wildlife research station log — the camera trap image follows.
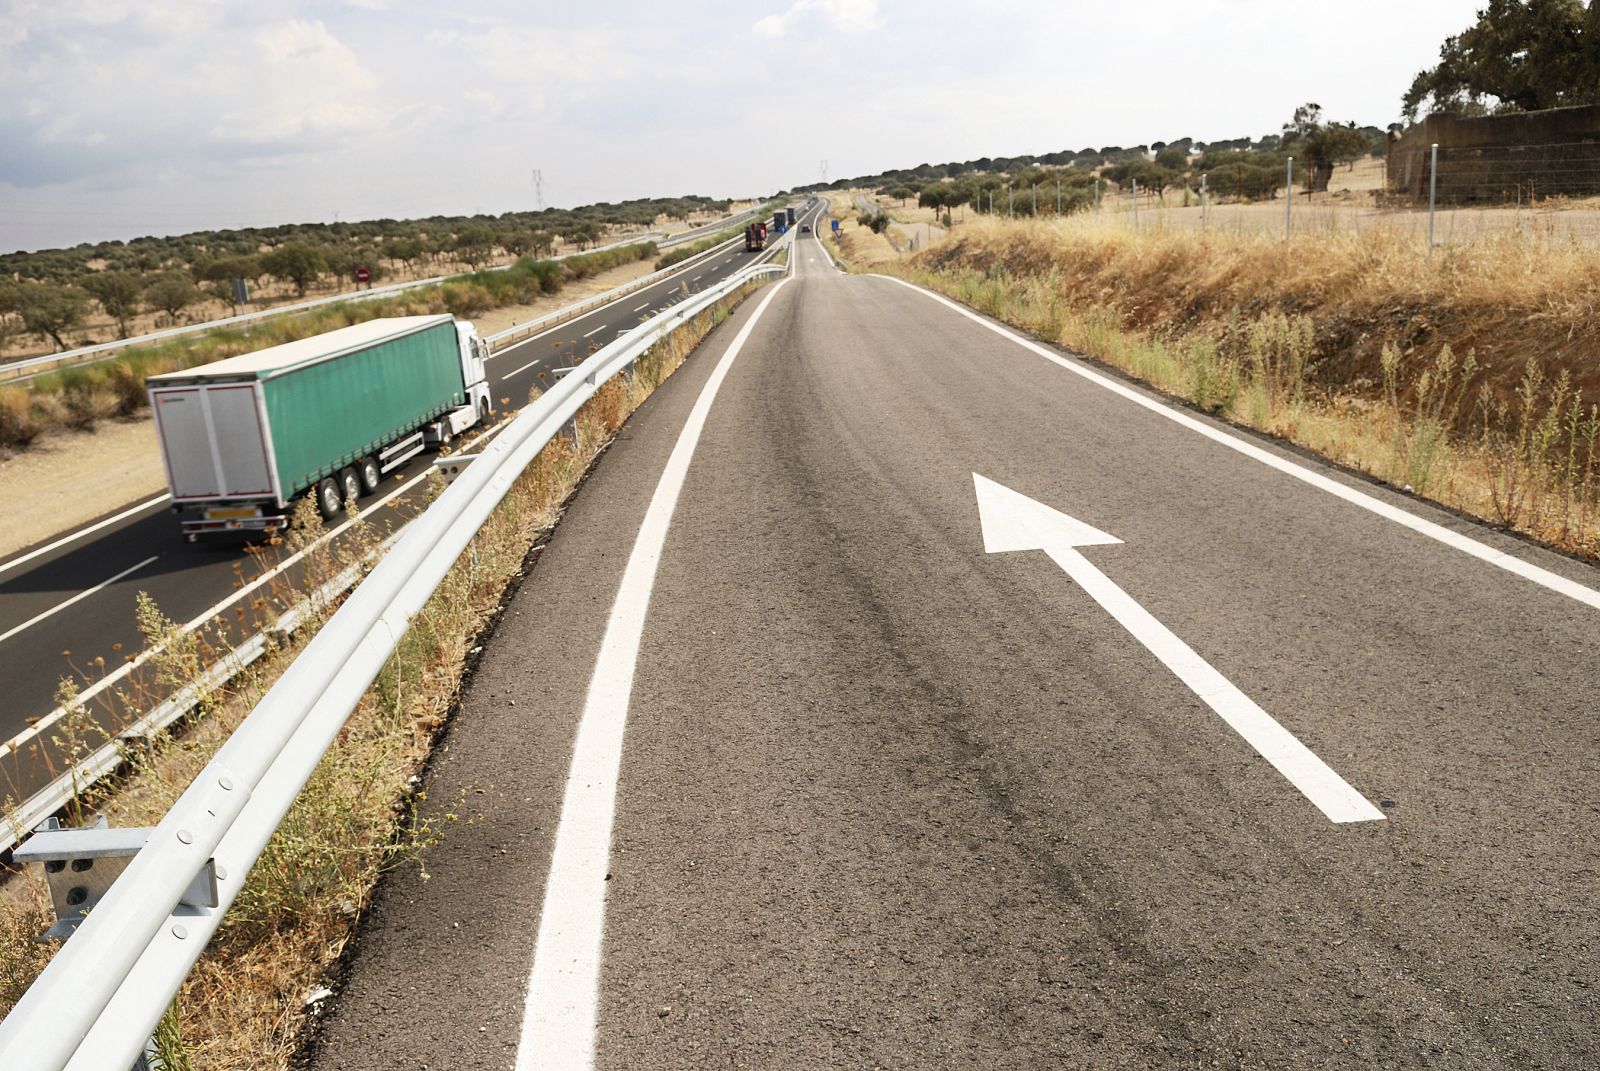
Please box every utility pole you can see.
[1056,178,1061,215]
[531,168,544,210]
[1200,173,1208,231]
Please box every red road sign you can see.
[355,268,371,283]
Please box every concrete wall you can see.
[1388,103,1600,203]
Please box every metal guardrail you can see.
[0,239,789,1070]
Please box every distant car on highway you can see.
[800,224,811,233]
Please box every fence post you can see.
[1095,177,1101,210]
[1428,142,1439,261]
[1285,156,1294,238]
[1007,186,1013,217]
[1132,179,1140,234]
[1031,184,1037,215]
[1201,173,1208,231]
[1056,178,1061,214]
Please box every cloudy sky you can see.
[2,0,1484,253]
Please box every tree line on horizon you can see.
[805,105,1388,224]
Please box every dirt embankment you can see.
[0,419,166,558]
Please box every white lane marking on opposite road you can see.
[0,555,160,647]
[515,278,793,1071]
[880,276,1600,614]
[504,354,545,379]
[974,474,1384,824]
[582,325,606,339]
[0,496,170,579]
[631,302,649,311]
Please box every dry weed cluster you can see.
[899,215,1600,554]
[0,281,760,1067]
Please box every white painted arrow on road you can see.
[973,474,1384,824]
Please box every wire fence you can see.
[1041,143,1600,248]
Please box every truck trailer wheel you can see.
[358,457,382,494]
[316,477,343,520]
[339,467,362,504]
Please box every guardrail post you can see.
[14,816,220,943]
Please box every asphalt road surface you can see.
[299,207,1594,1068]
[0,234,775,804]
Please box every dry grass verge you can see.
[0,277,767,1068]
[883,215,1600,557]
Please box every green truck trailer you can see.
[147,314,492,541]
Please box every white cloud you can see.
[0,6,399,187]
[754,0,882,38]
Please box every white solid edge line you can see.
[0,495,170,579]
[875,274,1600,613]
[515,277,792,1071]
[0,555,160,647]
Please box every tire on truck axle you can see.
[316,477,343,520]
[359,456,382,495]
[339,466,362,505]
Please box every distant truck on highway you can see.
[147,314,493,541]
[744,222,766,251]
[773,211,787,234]
[786,207,796,227]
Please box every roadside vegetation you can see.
[0,276,769,1068]
[880,213,1600,557]
[0,195,734,360]
[0,242,658,453]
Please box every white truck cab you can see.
[428,321,494,445]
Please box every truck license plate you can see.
[207,507,258,520]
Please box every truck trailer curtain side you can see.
[147,314,489,539]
